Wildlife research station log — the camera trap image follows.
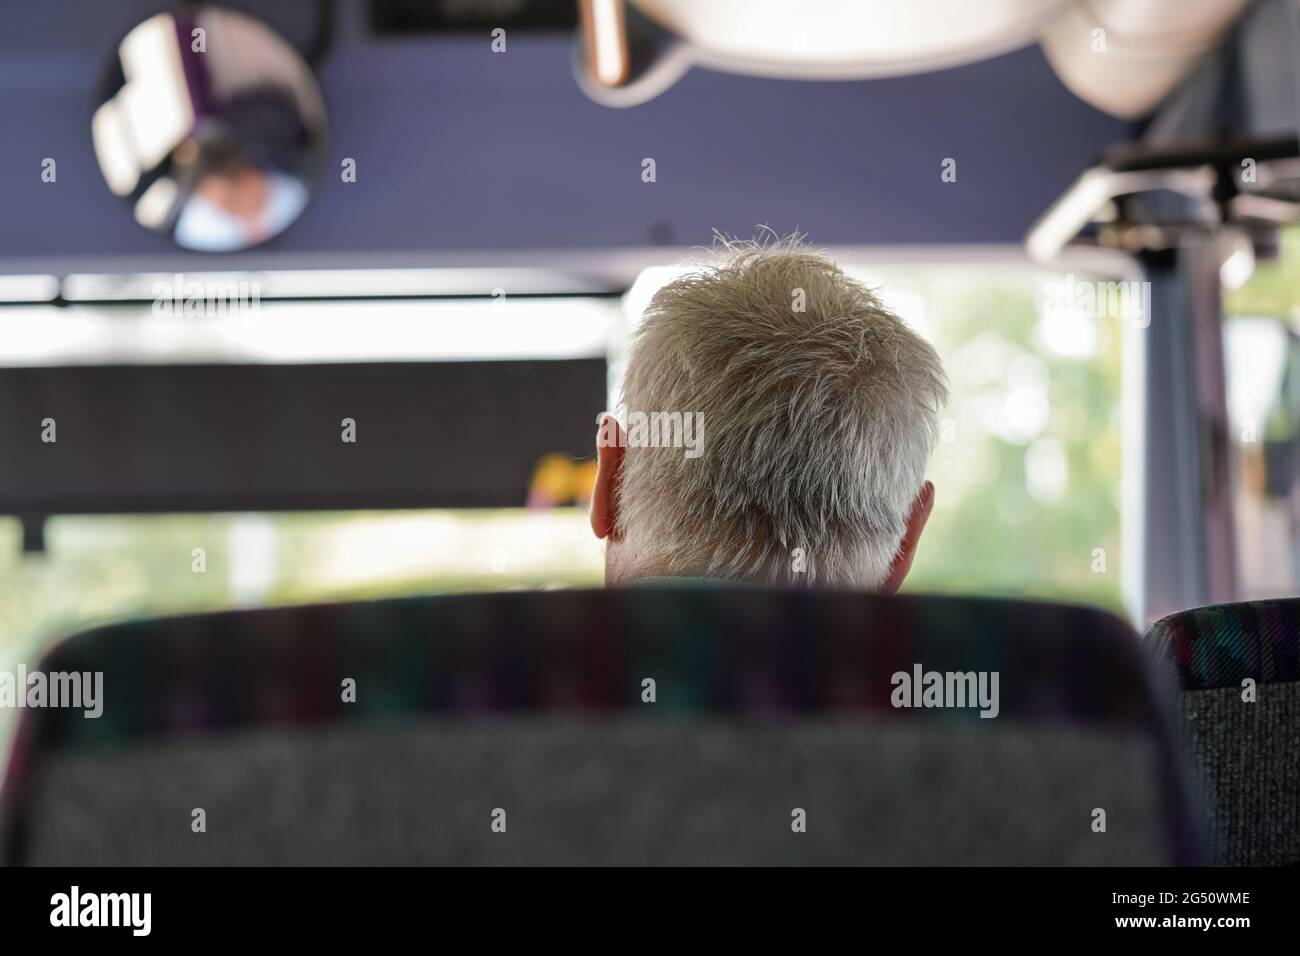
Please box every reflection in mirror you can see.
[92,7,327,252]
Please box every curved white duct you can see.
[627,0,1075,79]
[1039,0,1257,118]
[580,0,1257,115]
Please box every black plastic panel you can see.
[0,359,604,515]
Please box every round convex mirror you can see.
[92,6,327,252]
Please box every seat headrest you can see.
[1143,597,1300,690]
[2,587,1201,864]
[20,588,1158,742]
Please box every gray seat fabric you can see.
[1178,682,1300,866]
[1144,598,1300,865]
[3,588,1200,865]
[24,717,1170,866]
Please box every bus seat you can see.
[2,588,1199,866]
[1144,598,1300,866]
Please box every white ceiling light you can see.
[0,298,616,367]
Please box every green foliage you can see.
[1224,229,1300,318]
[890,267,1124,614]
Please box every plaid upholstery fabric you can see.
[1144,598,1300,690]
[2,588,1199,864]
[1143,599,1300,866]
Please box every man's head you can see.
[591,236,948,590]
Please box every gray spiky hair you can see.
[614,233,948,587]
